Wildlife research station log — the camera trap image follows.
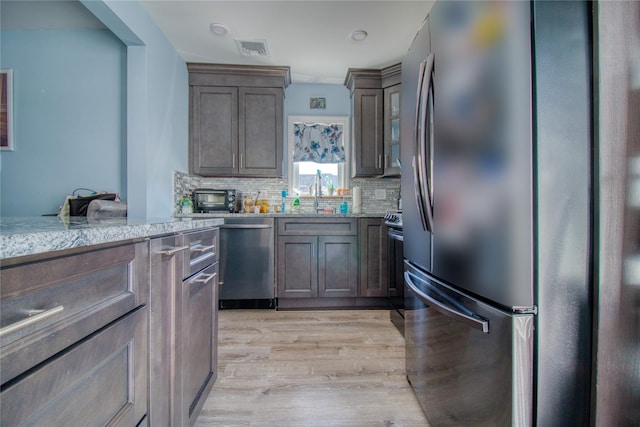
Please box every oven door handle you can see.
[387,228,404,242]
[405,271,489,333]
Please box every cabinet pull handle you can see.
[158,246,189,256]
[0,305,64,337]
[378,154,382,169]
[240,153,244,169]
[232,153,236,168]
[192,244,216,253]
[195,273,217,284]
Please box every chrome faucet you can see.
[314,170,323,213]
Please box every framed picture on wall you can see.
[310,97,326,109]
[1,69,14,151]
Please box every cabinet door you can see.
[318,235,358,298]
[1,308,148,427]
[277,235,317,298]
[180,262,219,426]
[383,84,401,176]
[239,87,284,177]
[352,88,384,177]
[359,218,389,297]
[191,86,238,176]
[149,235,183,426]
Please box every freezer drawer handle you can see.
[405,271,489,333]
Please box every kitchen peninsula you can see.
[0,216,223,426]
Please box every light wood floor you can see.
[195,310,430,427]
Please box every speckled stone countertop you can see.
[0,216,224,260]
[177,212,386,218]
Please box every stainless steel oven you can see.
[385,212,404,336]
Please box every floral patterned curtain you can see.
[293,123,345,163]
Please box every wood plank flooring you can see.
[195,309,429,427]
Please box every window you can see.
[287,116,350,195]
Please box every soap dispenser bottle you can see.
[291,192,300,214]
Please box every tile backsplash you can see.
[174,171,400,214]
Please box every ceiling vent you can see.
[235,39,270,57]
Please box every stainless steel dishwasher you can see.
[218,217,275,309]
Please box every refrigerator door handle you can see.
[413,59,429,232]
[414,54,435,233]
[405,270,490,333]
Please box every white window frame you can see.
[287,115,350,195]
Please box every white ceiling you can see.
[140,1,434,85]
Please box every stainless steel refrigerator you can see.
[401,1,593,425]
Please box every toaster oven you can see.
[192,189,238,213]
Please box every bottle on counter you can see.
[340,199,348,214]
[281,189,287,213]
[292,193,300,214]
[180,195,193,214]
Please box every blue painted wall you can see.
[0,29,126,216]
[285,83,350,116]
[89,0,189,218]
[0,0,189,218]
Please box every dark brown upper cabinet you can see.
[382,64,402,177]
[344,64,401,178]
[188,64,291,177]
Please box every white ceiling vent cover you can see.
[235,39,270,57]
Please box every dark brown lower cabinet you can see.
[277,234,357,299]
[276,217,391,309]
[149,234,182,426]
[318,235,358,298]
[1,306,148,427]
[277,235,318,298]
[0,241,149,427]
[180,262,219,426]
[359,218,389,297]
[149,228,219,427]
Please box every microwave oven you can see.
[192,188,238,213]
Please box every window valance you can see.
[292,122,345,164]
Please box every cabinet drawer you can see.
[183,228,219,279]
[1,307,148,427]
[0,241,149,384]
[277,218,357,235]
[180,262,219,426]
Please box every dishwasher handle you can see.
[405,271,489,334]
[220,224,273,229]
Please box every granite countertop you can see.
[177,212,386,218]
[0,216,224,260]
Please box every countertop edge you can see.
[176,213,386,218]
[1,217,224,260]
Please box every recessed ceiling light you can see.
[350,30,368,41]
[210,23,228,36]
